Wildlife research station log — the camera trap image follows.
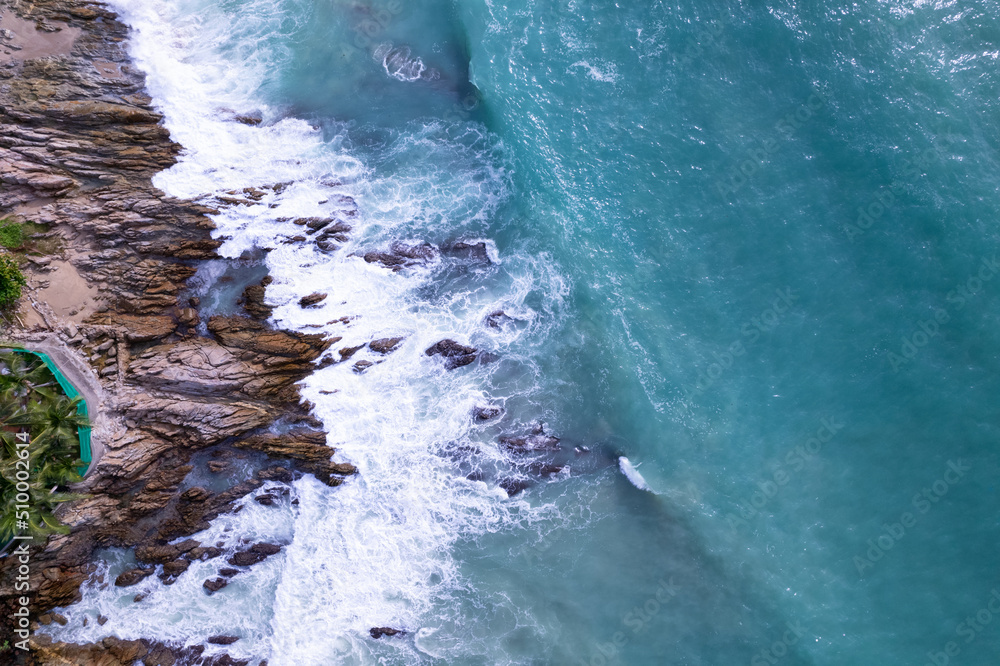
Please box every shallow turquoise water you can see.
[50,0,1000,663]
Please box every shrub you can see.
[0,254,26,310]
[0,220,23,249]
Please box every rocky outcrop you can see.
[369,627,406,639]
[0,1,355,660]
[299,292,327,307]
[364,241,439,270]
[369,337,404,354]
[425,339,479,369]
[233,431,357,486]
[239,276,274,320]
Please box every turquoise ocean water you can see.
[45,0,1000,663]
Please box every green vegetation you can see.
[0,220,24,249]
[0,351,86,543]
[0,217,59,254]
[0,254,26,311]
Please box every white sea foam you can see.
[42,0,568,663]
[568,59,619,83]
[619,456,656,493]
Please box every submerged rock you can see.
[485,310,513,329]
[444,240,491,263]
[473,405,503,421]
[207,635,240,645]
[499,479,532,497]
[499,434,561,453]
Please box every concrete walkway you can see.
[1,339,107,477]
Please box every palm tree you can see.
[0,352,87,543]
[0,455,78,542]
[0,351,57,401]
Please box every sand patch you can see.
[0,10,81,64]
[33,259,101,323]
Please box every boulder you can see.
[369,627,406,639]
[364,241,438,270]
[473,406,503,421]
[162,559,190,577]
[485,310,513,329]
[203,578,228,593]
[499,479,532,497]
[114,567,154,587]
[339,345,365,361]
[425,339,478,369]
[101,637,149,663]
[499,434,561,453]
[258,466,293,483]
[241,280,274,320]
[299,292,327,307]
[369,337,404,354]
[228,543,281,567]
[445,240,491,263]
[207,635,240,645]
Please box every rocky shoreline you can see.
[0,1,356,663]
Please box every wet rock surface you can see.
[425,338,479,369]
[369,627,407,639]
[0,0,355,659]
[364,241,439,270]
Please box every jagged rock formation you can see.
[0,1,355,662]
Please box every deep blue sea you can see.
[44,0,1000,663]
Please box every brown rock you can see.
[425,339,478,369]
[369,627,406,639]
[369,337,404,354]
[234,431,356,486]
[115,567,154,587]
[203,578,228,593]
[241,280,274,320]
[207,635,240,645]
[102,636,149,662]
[162,559,191,577]
[299,292,327,307]
[474,406,503,421]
